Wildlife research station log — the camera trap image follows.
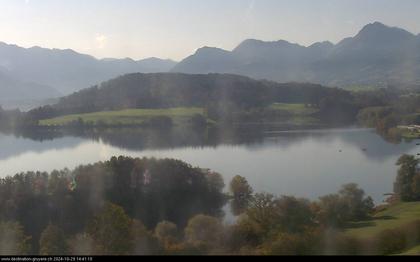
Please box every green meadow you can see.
[39,107,204,126]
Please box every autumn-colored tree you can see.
[155,221,179,248]
[0,221,31,255]
[87,202,132,255]
[229,176,253,216]
[67,233,95,255]
[317,184,374,227]
[131,219,161,255]
[184,214,224,252]
[394,154,420,201]
[39,224,68,255]
[244,193,278,236]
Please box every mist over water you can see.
[1,128,418,204]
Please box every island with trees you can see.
[0,153,419,255]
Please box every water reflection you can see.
[0,127,419,204]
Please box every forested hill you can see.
[28,73,353,119]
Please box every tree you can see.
[317,184,374,227]
[145,116,173,129]
[0,221,31,255]
[87,202,132,255]
[184,215,224,251]
[68,233,95,256]
[203,170,227,217]
[411,173,420,200]
[394,155,420,201]
[317,194,349,227]
[262,231,318,255]
[130,219,161,255]
[242,194,316,240]
[338,183,374,220]
[154,221,179,248]
[190,114,207,131]
[377,114,399,135]
[229,176,253,216]
[244,193,278,236]
[231,194,317,254]
[275,196,315,233]
[39,224,68,255]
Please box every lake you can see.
[0,128,419,204]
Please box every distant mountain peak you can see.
[308,41,334,49]
[358,21,387,34]
[356,21,414,41]
[236,39,282,46]
[368,21,387,27]
[195,46,230,55]
[141,57,167,62]
[0,41,21,50]
[238,38,261,44]
[197,46,224,51]
[233,39,302,52]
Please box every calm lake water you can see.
[0,128,419,204]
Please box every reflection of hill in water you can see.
[259,128,419,162]
[0,133,85,161]
[1,127,419,162]
[0,126,266,160]
[74,126,268,150]
[337,130,419,161]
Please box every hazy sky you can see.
[1,0,420,61]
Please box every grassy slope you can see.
[268,103,320,125]
[399,244,420,255]
[344,85,381,92]
[269,103,319,115]
[40,103,322,127]
[39,107,204,126]
[344,202,420,255]
[345,202,420,239]
[399,128,420,139]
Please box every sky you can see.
[0,0,420,61]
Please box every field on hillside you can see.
[345,202,420,239]
[39,107,204,126]
[399,244,420,255]
[344,85,381,92]
[269,103,319,115]
[344,202,420,255]
[400,129,420,139]
[268,103,321,126]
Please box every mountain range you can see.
[173,22,420,88]
[1,22,420,109]
[0,42,176,102]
